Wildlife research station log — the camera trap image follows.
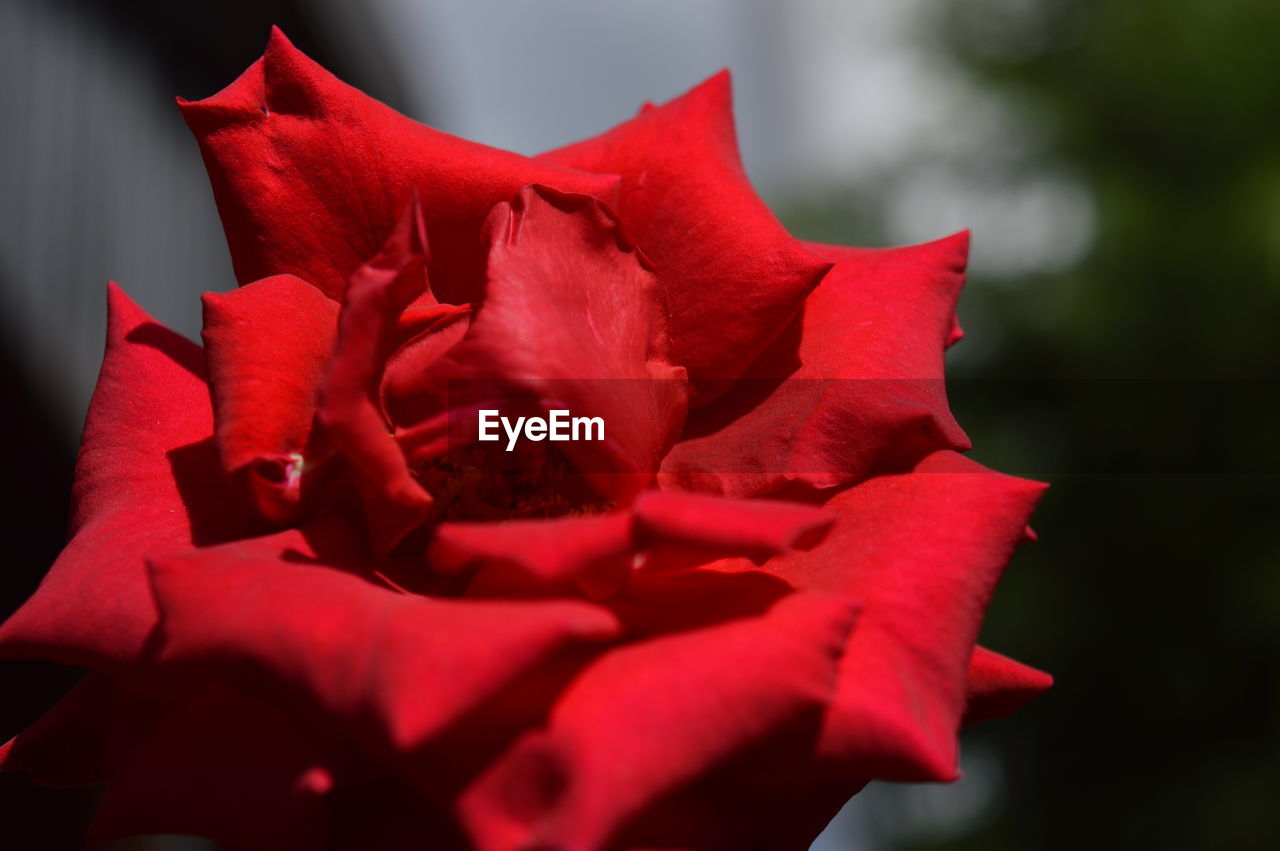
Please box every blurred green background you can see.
[1,1,1277,848]
[791,1,1280,848]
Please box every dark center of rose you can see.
[414,441,613,522]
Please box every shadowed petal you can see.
[0,285,249,668]
[662,233,972,498]
[147,529,621,756]
[430,490,833,601]
[318,198,437,553]
[755,451,1046,781]
[460,593,859,851]
[89,680,336,851]
[0,673,111,789]
[203,274,338,471]
[203,274,340,522]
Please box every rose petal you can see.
[328,775,471,851]
[405,185,687,502]
[431,490,834,601]
[380,307,472,428]
[146,529,621,756]
[661,233,973,498]
[612,566,794,640]
[631,489,835,561]
[0,285,248,667]
[430,512,635,601]
[0,673,111,789]
[180,27,620,304]
[202,274,340,522]
[539,72,832,389]
[202,273,338,471]
[963,645,1053,727]
[90,680,335,851]
[317,197,437,553]
[756,450,1046,781]
[609,767,868,851]
[459,593,859,851]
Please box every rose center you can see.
[415,442,613,522]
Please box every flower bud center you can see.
[416,443,612,522]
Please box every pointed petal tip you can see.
[105,281,146,326]
[1022,477,1052,503]
[630,69,731,120]
[179,25,319,132]
[176,54,267,130]
[944,228,972,251]
[267,24,291,47]
[963,647,1053,726]
[409,191,429,257]
[258,26,331,116]
[263,24,308,72]
[895,229,971,284]
[702,67,733,97]
[385,190,431,264]
[941,229,972,277]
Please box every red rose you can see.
[0,28,1049,851]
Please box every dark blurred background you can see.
[2,1,1277,848]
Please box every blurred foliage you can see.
[943,0,1280,379]
[784,0,1280,848]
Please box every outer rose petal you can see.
[963,645,1054,727]
[402,185,687,501]
[146,527,621,755]
[328,776,471,851]
[755,450,1046,781]
[609,767,868,851]
[460,593,859,851]
[0,285,248,667]
[89,680,336,851]
[661,233,972,498]
[318,197,438,553]
[539,72,832,390]
[0,673,111,789]
[180,27,620,305]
